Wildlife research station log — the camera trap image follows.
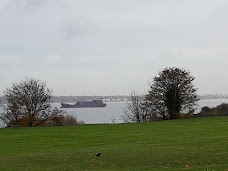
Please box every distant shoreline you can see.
[0,95,228,104]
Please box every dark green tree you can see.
[146,67,199,119]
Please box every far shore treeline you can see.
[0,95,228,104]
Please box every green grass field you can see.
[0,117,227,171]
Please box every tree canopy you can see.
[146,67,199,119]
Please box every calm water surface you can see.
[53,102,126,124]
[1,99,228,126]
[55,99,228,124]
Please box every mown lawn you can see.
[0,117,227,171]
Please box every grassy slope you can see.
[0,117,227,171]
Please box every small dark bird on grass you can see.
[96,152,101,157]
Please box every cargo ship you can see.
[60,99,106,108]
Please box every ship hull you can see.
[60,103,106,108]
[60,100,106,108]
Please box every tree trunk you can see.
[136,113,140,122]
[28,114,34,127]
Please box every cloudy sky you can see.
[0,0,228,96]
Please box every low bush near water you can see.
[198,103,228,117]
[45,114,85,126]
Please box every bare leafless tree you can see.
[0,78,61,127]
[122,91,148,123]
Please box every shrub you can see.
[44,114,84,126]
[198,103,228,117]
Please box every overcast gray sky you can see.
[0,0,228,96]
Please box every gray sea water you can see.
[1,99,228,126]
